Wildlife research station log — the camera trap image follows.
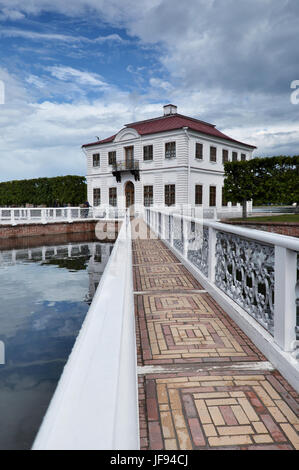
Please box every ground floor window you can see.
[195,185,203,205]
[165,184,175,206]
[93,188,101,206]
[209,186,216,207]
[222,188,228,206]
[144,185,153,206]
[109,187,117,206]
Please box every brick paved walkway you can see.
[133,223,299,450]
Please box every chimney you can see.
[163,104,177,116]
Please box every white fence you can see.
[32,212,139,450]
[145,208,299,392]
[0,206,126,225]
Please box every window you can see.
[195,143,203,160]
[195,185,203,205]
[241,153,246,161]
[93,188,101,206]
[222,188,228,206]
[109,187,117,207]
[222,149,229,163]
[144,185,153,206]
[209,186,216,207]
[93,153,100,167]
[165,142,176,159]
[143,145,153,161]
[210,146,217,162]
[232,152,238,162]
[165,184,175,206]
[108,151,116,166]
[125,146,134,161]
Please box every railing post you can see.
[67,208,72,223]
[11,209,16,225]
[41,209,47,224]
[274,246,297,352]
[208,226,217,283]
[183,217,189,258]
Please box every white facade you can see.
[83,106,255,213]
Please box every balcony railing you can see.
[112,160,140,182]
[112,159,139,172]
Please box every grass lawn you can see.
[229,214,299,223]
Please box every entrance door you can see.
[125,181,135,214]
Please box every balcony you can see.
[112,159,140,183]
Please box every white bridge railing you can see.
[145,207,299,392]
[0,206,126,225]
[32,212,139,450]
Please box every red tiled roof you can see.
[82,113,256,149]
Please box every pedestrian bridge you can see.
[32,209,299,450]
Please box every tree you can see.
[223,156,299,218]
[223,160,256,218]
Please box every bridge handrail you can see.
[0,206,127,224]
[144,207,299,393]
[32,212,139,450]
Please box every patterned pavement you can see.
[133,225,299,450]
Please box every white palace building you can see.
[82,104,256,214]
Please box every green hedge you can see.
[0,175,87,207]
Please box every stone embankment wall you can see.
[223,221,299,237]
[0,220,121,241]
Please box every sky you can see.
[0,0,298,182]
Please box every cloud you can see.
[0,0,298,185]
[0,27,126,45]
[0,8,25,20]
[46,66,108,88]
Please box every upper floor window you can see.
[222,149,229,164]
[125,146,134,163]
[109,187,117,207]
[195,185,203,205]
[209,186,216,207]
[165,142,176,159]
[210,146,217,162]
[108,151,116,166]
[241,153,246,161]
[144,185,153,206]
[143,145,153,161]
[93,188,101,206]
[93,153,100,167]
[232,152,238,162]
[195,143,203,160]
[165,184,175,206]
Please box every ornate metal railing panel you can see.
[215,231,275,333]
[187,222,209,278]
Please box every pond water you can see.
[0,233,114,450]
